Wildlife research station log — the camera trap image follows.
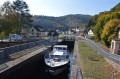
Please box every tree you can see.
[101,19,120,46]
[86,15,99,30]
[0,1,20,36]
[12,0,33,35]
[94,12,120,41]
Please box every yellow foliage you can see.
[101,19,120,43]
[1,31,5,36]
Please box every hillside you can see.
[85,2,120,47]
[110,3,120,12]
[33,14,91,31]
[86,2,120,30]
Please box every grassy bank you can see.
[78,41,119,79]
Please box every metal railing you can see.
[76,67,84,79]
[0,40,49,61]
[0,36,49,42]
[0,36,9,42]
[110,68,120,79]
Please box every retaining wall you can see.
[0,40,48,61]
[0,46,51,79]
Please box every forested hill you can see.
[33,14,91,31]
[110,3,120,12]
[85,2,120,47]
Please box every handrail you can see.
[76,66,84,79]
[110,68,120,79]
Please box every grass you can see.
[58,34,65,39]
[78,41,120,79]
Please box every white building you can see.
[29,25,46,37]
[48,30,59,42]
[88,29,94,36]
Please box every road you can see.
[81,37,120,63]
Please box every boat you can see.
[44,45,70,75]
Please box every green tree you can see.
[110,3,120,12]
[86,15,99,29]
[12,0,33,35]
[0,1,20,36]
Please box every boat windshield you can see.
[50,55,66,60]
[58,47,62,50]
[63,48,67,50]
[54,47,67,51]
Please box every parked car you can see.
[9,34,22,41]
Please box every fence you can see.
[0,40,48,61]
[0,36,49,42]
[0,36,9,42]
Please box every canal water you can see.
[2,41,74,79]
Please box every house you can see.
[29,25,47,37]
[72,27,81,35]
[88,29,94,36]
[48,30,59,42]
[110,24,120,55]
[66,29,75,35]
[79,28,88,36]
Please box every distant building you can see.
[79,28,88,36]
[88,29,94,36]
[56,30,62,34]
[110,24,120,55]
[66,29,75,35]
[48,30,59,42]
[29,25,47,37]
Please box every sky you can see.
[0,0,120,17]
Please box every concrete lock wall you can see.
[0,41,44,59]
[0,47,50,79]
[0,50,4,61]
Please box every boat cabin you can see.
[53,45,67,51]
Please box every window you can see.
[63,48,67,50]
[58,47,62,50]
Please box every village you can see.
[0,0,120,79]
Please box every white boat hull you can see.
[46,62,69,75]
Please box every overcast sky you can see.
[0,0,120,16]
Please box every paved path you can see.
[70,41,84,79]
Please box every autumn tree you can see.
[101,19,120,46]
[94,12,120,41]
